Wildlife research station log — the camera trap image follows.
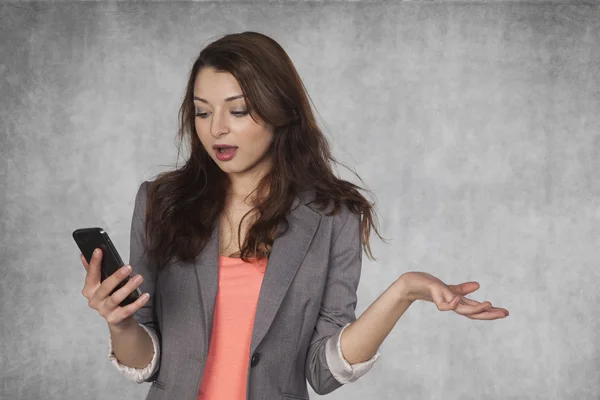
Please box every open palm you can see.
[402,271,509,320]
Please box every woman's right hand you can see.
[81,248,150,332]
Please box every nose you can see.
[210,110,230,138]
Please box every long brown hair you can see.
[145,31,387,270]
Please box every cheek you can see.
[195,128,211,148]
[247,130,273,152]
[243,140,270,159]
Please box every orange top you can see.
[197,255,268,400]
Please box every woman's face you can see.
[193,67,274,188]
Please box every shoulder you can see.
[298,188,359,227]
[133,179,160,217]
[135,180,153,207]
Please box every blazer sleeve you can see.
[324,321,380,384]
[304,206,381,395]
[108,323,160,383]
[106,180,162,383]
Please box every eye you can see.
[232,110,248,117]
[195,109,248,119]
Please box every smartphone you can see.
[73,227,142,307]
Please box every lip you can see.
[214,147,237,161]
[213,144,238,149]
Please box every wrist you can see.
[107,316,138,335]
[392,274,416,304]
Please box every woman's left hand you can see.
[400,271,509,320]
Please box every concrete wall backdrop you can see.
[1,1,598,399]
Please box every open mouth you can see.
[215,147,237,161]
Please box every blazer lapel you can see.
[250,192,321,354]
[193,219,219,348]
[192,190,321,356]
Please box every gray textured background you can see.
[1,1,599,399]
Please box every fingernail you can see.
[120,265,132,275]
[94,248,100,256]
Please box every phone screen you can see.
[73,227,141,307]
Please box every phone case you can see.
[73,227,142,307]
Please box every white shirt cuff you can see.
[107,323,160,384]
[325,322,381,384]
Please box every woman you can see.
[80,31,509,400]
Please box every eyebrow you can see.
[193,94,245,104]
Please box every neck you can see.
[226,175,271,205]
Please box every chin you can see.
[216,162,243,173]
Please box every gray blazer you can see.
[127,180,375,400]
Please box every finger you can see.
[451,282,480,296]
[437,295,460,311]
[460,297,509,317]
[103,273,144,310]
[455,300,492,316]
[92,264,134,307]
[82,249,103,300]
[464,307,509,320]
[460,296,490,308]
[105,291,150,326]
[485,306,509,316]
[81,253,89,272]
[85,248,103,288]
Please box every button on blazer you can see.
[129,180,369,400]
